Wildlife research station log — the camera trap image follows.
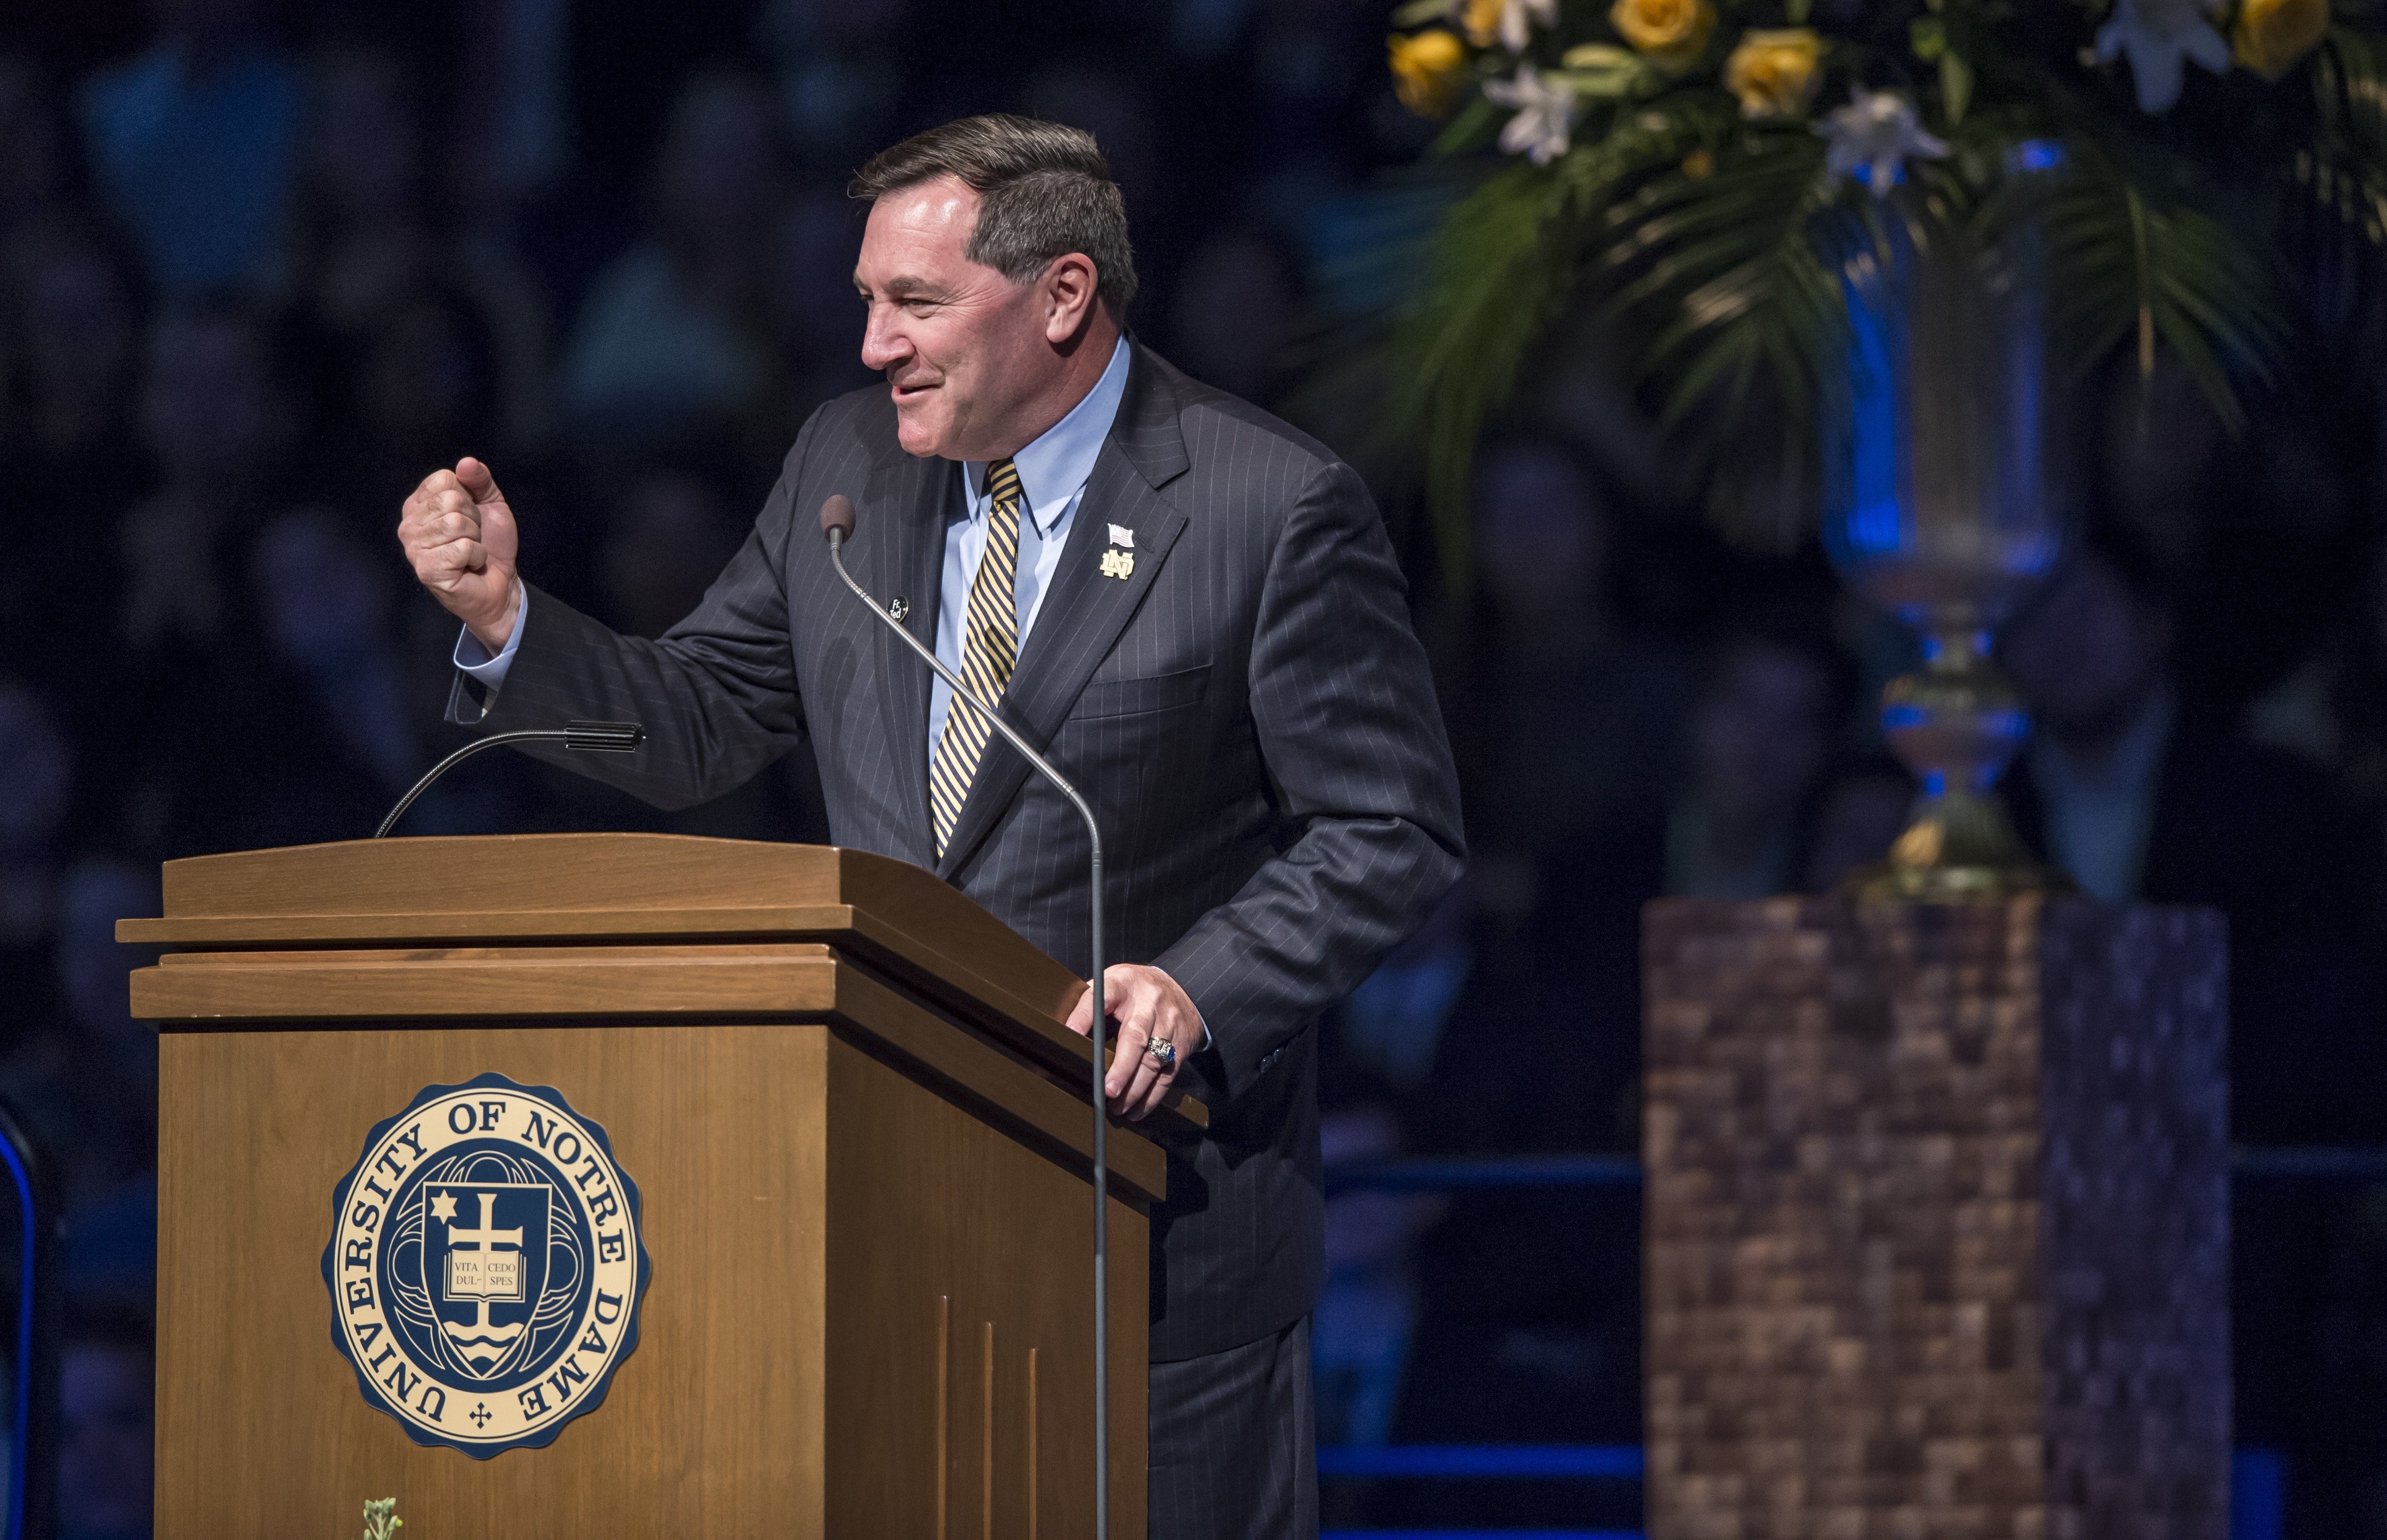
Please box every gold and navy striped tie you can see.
[929,458,1025,857]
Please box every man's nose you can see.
[860,311,910,372]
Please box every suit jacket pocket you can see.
[1072,664,1211,720]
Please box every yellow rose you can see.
[2232,0,2328,79]
[1723,28,1824,118]
[1389,29,1471,118]
[1460,0,1508,49]
[1609,0,1718,72]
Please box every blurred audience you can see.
[1165,224,1305,408]
[443,0,572,222]
[1313,1071,1441,1460]
[1665,618,1853,898]
[754,0,915,188]
[77,0,300,300]
[1459,439,1693,874]
[0,685,74,1045]
[2248,526,2387,854]
[291,48,551,457]
[1,860,160,1212]
[251,509,420,798]
[345,290,508,508]
[102,298,335,856]
[0,54,77,241]
[0,220,146,674]
[2,221,141,477]
[117,299,292,660]
[598,468,749,640]
[290,48,434,345]
[0,217,147,682]
[1330,881,1473,1117]
[1802,754,1916,892]
[559,72,790,459]
[2001,523,2383,1144]
[768,190,876,420]
[59,1304,152,1540]
[1,1,2383,1527]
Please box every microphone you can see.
[373,720,647,838]
[820,492,1119,1539]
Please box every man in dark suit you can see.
[1998,530,2382,1145]
[395,116,1464,1537]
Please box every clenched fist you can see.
[399,457,520,651]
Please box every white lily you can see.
[2095,0,2231,113]
[1498,0,1559,51]
[1486,64,1579,165]
[1817,90,1951,196]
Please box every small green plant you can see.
[362,1497,403,1540]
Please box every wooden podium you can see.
[121,833,1199,1538]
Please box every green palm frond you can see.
[1984,146,2287,433]
[1391,101,1724,591]
[1391,164,1589,595]
[1599,132,1857,449]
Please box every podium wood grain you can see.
[137,835,1168,1539]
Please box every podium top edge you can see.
[123,835,1212,1133]
[150,834,851,915]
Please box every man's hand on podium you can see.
[1067,963,1199,1122]
[401,456,521,653]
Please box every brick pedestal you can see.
[1642,897,2229,1540]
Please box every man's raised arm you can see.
[392,445,809,813]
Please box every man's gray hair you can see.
[850,114,1139,315]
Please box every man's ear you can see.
[1041,252,1101,343]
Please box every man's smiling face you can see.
[854,176,1055,460]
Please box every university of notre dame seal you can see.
[322,1073,650,1457]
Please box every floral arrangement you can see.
[1374,0,2387,558]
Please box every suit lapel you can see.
[934,348,1192,880]
[864,449,956,867]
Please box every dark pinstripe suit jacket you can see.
[466,343,1464,1360]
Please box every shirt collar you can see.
[964,334,1132,535]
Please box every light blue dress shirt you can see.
[926,334,1131,767]
[459,334,1134,769]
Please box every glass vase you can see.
[1820,203,2071,899]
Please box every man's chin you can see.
[892,406,951,459]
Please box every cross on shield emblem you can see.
[424,1181,551,1377]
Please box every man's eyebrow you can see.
[862,275,942,300]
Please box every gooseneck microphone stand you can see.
[374,720,647,838]
[820,493,1116,1540]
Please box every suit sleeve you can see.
[1154,460,1465,1100]
[449,436,812,810]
